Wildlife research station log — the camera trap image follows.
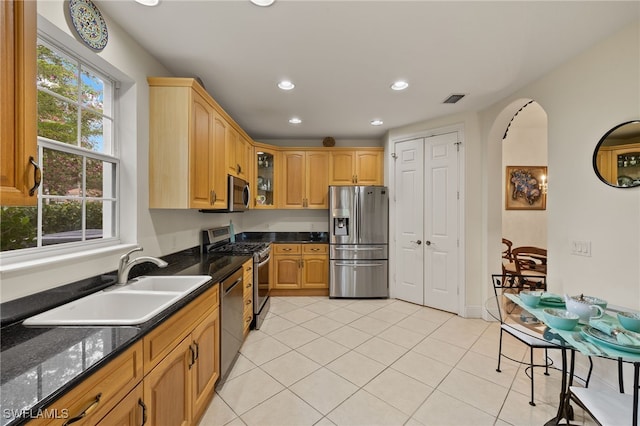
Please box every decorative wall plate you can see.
[323,137,336,147]
[67,0,109,52]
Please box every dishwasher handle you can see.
[223,277,242,295]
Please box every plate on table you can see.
[581,326,640,354]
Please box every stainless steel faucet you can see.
[117,247,169,284]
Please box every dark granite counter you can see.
[0,247,250,426]
[236,231,328,244]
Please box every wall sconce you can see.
[539,175,548,194]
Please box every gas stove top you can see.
[208,242,268,255]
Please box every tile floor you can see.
[198,297,598,426]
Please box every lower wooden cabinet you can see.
[272,244,328,295]
[29,284,220,426]
[242,259,254,337]
[96,383,145,426]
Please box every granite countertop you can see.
[237,231,328,244]
[0,247,250,426]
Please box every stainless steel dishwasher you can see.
[219,267,244,386]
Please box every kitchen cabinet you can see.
[329,149,384,185]
[1,0,38,206]
[28,341,144,425]
[272,244,328,295]
[148,78,227,209]
[226,127,251,182]
[95,383,144,426]
[242,259,254,337]
[254,145,278,208]
[281,151,329,209]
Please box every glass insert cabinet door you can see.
[255,148,276,208]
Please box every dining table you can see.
[502,292,640,425]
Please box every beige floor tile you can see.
[326,350,386,387]
[296,337,350,365]
[217,368,285,415]
[354,336,408,365]
[395,316,440,336]
[323,308,363,324]
[239,335,292,365]
[385,300,423,315]
[391,350,453,387]
[327,389,409,426]
[366,307,410,324]
[259,315,297,335]
[279,308,320,324]
[224,417,247,426]
[345,301,384,315]
[494,419,514,426]
[363,368,434,415]
[509,364,565,406]
[198,394,238,426]
[348,315,393,335]
[225,354,257,381]
[497,389,559,426]
[313,417,337,426]
[456,350,519,388]
[243,329,270,346]
[404,417,425,426]
[272,325,321,349]
[412,390,496,426]
[300,315,344,335]
[260,350,321,387]
[409,306,455,324]
[411,336,467,366]
[269,300,301,315]
[443,315,490,336]
[437,368,509,416]
[429,326,481,349]
[325,325,373,349]
[377,324,426,349]
[287,296,323,306]
[305,301,341,315]
[240,389,323,426]
[289,368,358,415]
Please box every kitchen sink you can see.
[22,275,212,326]
[115,275,211,294]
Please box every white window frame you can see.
[0,30,123,268]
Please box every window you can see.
[0,39,119,253]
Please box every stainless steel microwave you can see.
[228,175,250,212]
[199,175,249,213]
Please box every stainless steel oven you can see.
[253,245,271,330]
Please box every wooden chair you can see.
[501,238,515,285]
[507,246,547,290]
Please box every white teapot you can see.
[564,294,604,323]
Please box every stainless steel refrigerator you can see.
[329,185,389,298]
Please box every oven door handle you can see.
[257,254,271,268]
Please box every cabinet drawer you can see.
[31,341,144,426]
[302,244,327,254]
[143,284,218,374]
[274,244,301,255]
[242,259,253,281]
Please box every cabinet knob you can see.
[282,248,292,251]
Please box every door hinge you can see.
[454,141,461,152]
[391,152,398,160]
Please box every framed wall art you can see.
[505,166,547,210]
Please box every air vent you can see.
[443,94,465,104]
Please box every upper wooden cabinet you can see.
[226,127,250,181]
[254,144,278,209]
[148,78,227,209]
[281,151,329,209]
[1,0,38,206]
[329,149,384,185]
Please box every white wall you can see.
[501,102,548,248]
[483,20,640,310]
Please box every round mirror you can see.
[593,120,640,188]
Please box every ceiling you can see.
[95,1,639,142]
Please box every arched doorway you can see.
[501,101,548,249]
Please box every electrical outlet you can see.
[571,240,591,257]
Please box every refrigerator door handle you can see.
[335,247,383,251]
[335,263,384,267]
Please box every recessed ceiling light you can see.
[278,80,295,90]
[250,0,275,6]
[289,117,302,124]
[390,81,409,91]
[371,119,384,126]
[134,0,160,6]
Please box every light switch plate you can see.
[571,240,591,257]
